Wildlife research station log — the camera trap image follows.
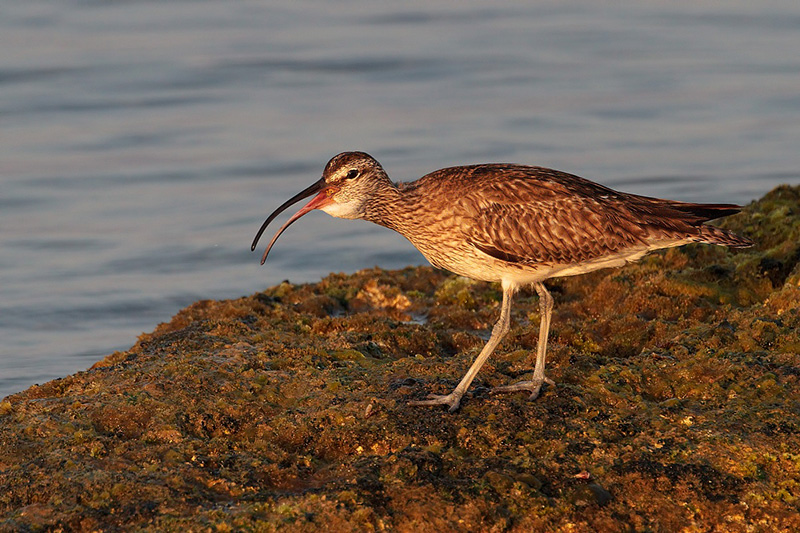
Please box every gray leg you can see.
[409,281,517,412]
[491,281,555,400]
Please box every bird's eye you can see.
[345,169,359,180]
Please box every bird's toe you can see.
[408,391,463,412]
[491,377,554,400]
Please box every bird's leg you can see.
[409,282,516,412]
[491,282,555,400]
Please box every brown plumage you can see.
[252,151,752,412]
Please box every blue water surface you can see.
[1,0,799,398]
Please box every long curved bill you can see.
[251,178,330,265]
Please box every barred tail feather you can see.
[697,225,753,248]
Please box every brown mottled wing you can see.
[455,166,655,265]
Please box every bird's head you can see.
[251,151,390,264]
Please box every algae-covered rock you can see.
[1,185,799,531]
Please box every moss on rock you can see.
[1,186,799,531]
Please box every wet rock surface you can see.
[1,185,799,531]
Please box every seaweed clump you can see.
[1,185,799,531]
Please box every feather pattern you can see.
[376,164,751,273]
[355,163,754,284]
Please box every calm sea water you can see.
[2,0,799,399]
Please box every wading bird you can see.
[252,152,752,412]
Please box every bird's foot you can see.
[408,390,464,413]
[491,376,555,400]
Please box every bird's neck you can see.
[361,181,411,233]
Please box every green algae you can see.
[1,185,800,531]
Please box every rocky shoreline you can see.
[1,185,799,531]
